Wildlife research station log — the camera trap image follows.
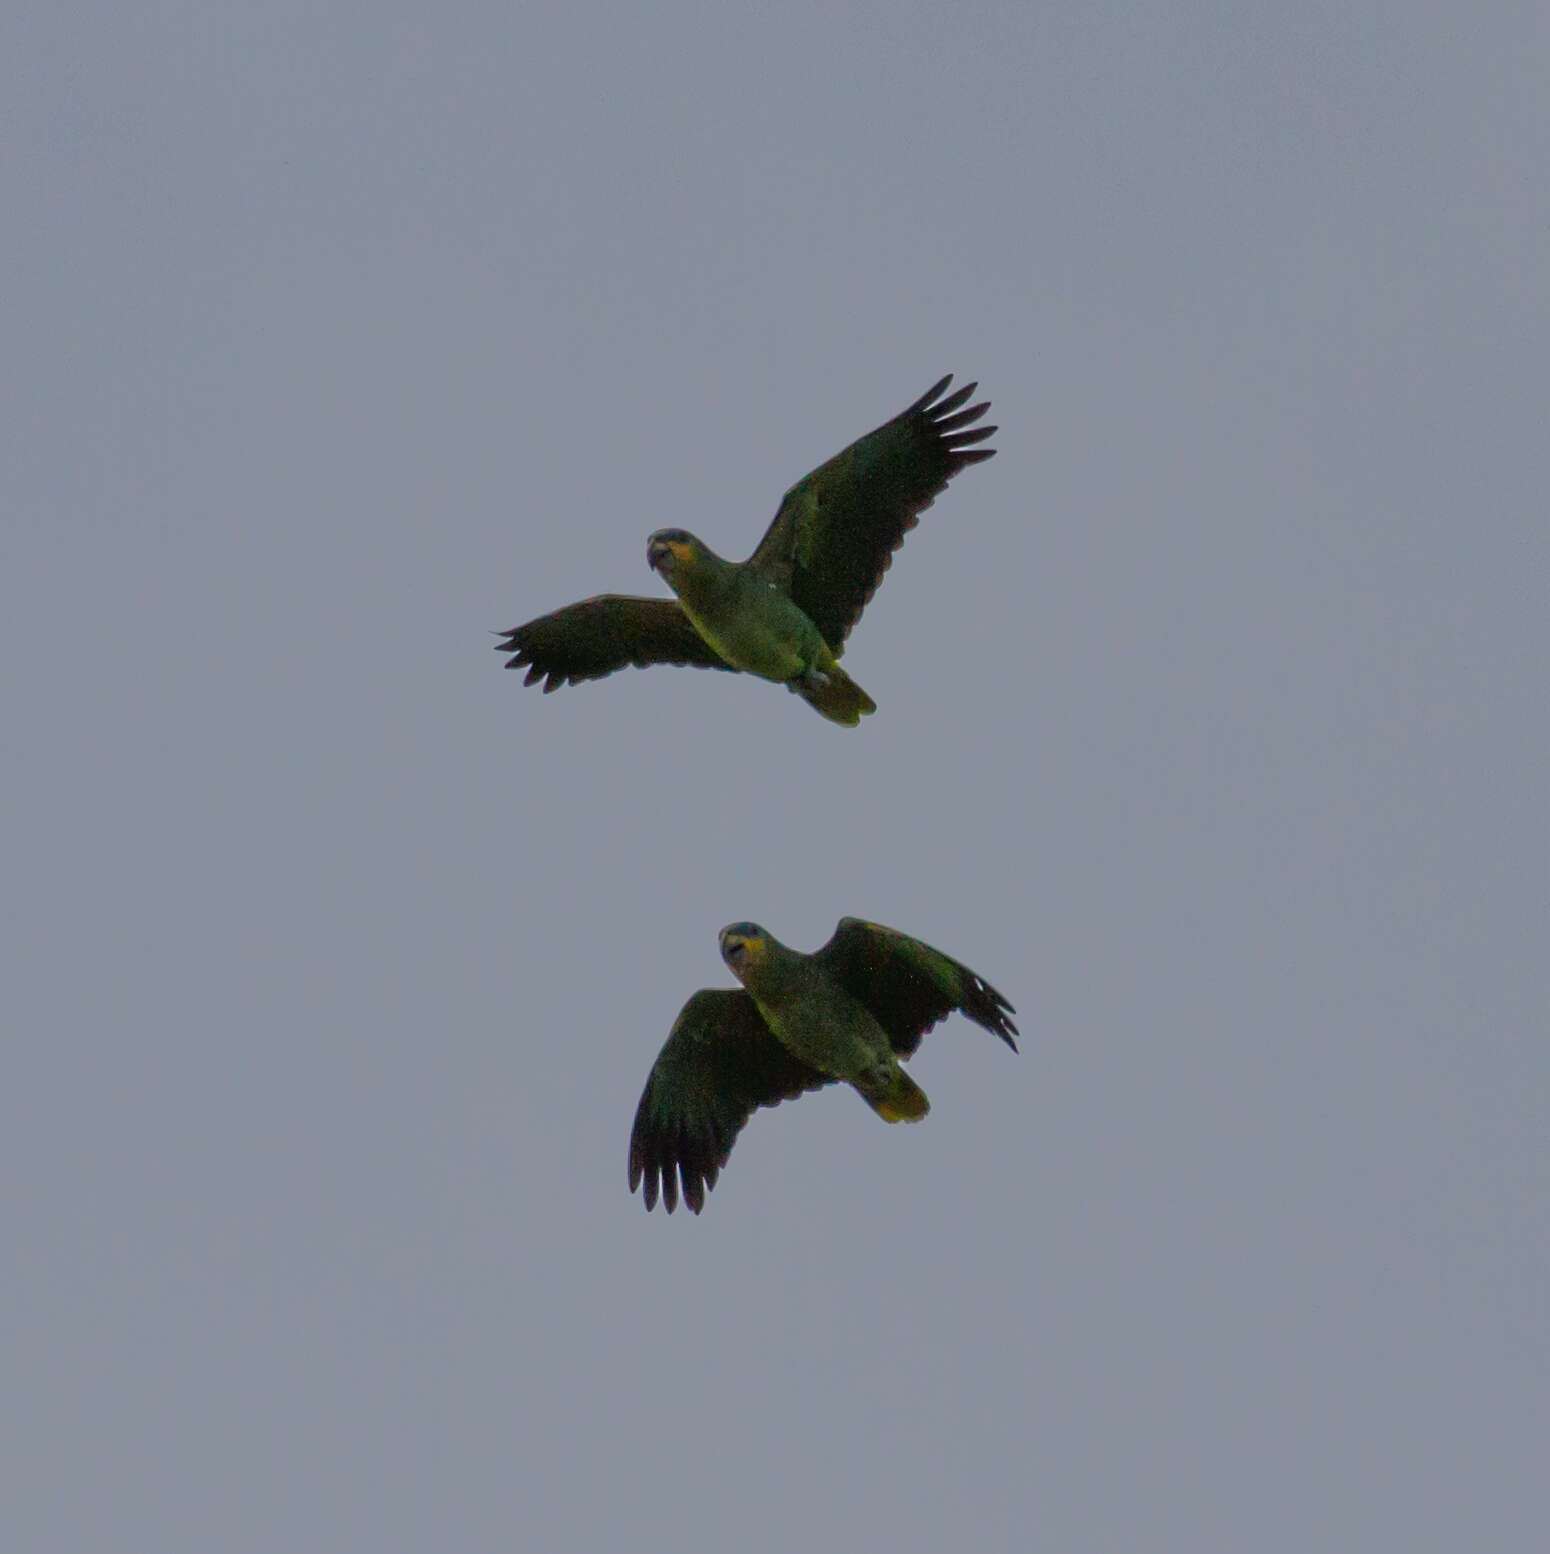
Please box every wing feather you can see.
[812,918,1018,1058]
[628,989,831,1214]
[745,376,998,649]
[495,595,732,691]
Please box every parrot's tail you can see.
[794,664,877,727]
[864,1065,930,1124]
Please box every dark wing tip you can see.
[966,973,1019,1051]
[935,402,992,433]
[495,626,560,688]
[943,424,996,448]
[683,1171,708,1215]
[906,375,991,420]
[928,381,977,418]
[631,1144,695,1215]
[507,654,568,693]
[630,1100,725,1217]
[914,379,995,468]
[907,374,957,414]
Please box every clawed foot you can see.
[788,665,832,695]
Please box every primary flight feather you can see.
[497,376,996,725]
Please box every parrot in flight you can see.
[629,917,1017,1214]
[497,376,996,725]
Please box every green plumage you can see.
[629,918,1018,1215]
[497,376,995,724]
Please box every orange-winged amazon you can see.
[498,377,996,725]
[629,918,1017,1214]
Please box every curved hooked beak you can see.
[648,534,694,574]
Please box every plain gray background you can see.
[5,3,1546,1549]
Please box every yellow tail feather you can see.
[869,1067,930,1123]
[796,665,877,727]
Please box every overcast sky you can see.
[5,3,1547,1550]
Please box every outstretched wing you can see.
[629,988,831,1215]
[812,917,1018,1058]
[495,594,732,691]
[744,376,997,650]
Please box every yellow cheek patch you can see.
[720,931,767,967]
[668,540,696,565]
[723,934,767,966]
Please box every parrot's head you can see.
[647,528,701,581]
[719,922,770,980]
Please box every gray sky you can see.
[5,3,1547,1549]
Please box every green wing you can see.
[813,918,1018,1058]
[744,376,997,650]
[629,988,831,1214]
[496,594,733,690]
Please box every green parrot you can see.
[629,917,1018,1214]
[497,376,996,725]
